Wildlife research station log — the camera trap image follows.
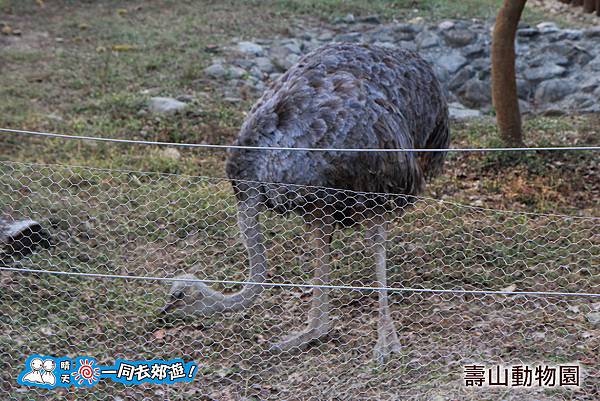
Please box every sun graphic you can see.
[71,359,100,386]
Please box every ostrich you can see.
[165,43,450,362]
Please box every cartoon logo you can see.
[18,355,197,389]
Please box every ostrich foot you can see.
[270,322,331,353]
[373,318,401,364]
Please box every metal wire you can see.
[3,127,600,152]
[1,158,598,400]
[1,265,599,299]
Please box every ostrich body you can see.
[167,43,450,361]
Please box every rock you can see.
[204,63,227,78]
[437,52,467,74]
[148,97,187,115]
[397,41,417,51]
[176,94,194,103]
[394,23,420,33]
[584,56,600,72]
[584,28,600,38]
[558,29,583,41]
[462,44,486,58]
[228,66,246,79]
[373,41,397,50]
[534,79,576,103]
[317,31,334,41]
[357,15,381,24]
[160,147,181,160]
[237,41,264,56]
[415,31,440,49]
[536,22,559,34]
[460,79,491,108]
[442,29,477,48]
[516,78,532,100]
[254,57,274,73]
[586,312,600,326]
[280,39,302,54]
[562,94,596,111]
[448,102,482,120]
[0,218,51,258]
[334,32,362,43]
[579,77,600,93]
[448,67,475,91]
[524,64,565,81]
[344,13,355,23]
[437,20,455,31]
[517,28,539,38]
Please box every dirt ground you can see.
[0,1,599,400]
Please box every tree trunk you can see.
[583,0,595,13]
[491,0,527,146]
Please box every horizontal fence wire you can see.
[1,155,599,400]
[3,127,600,152]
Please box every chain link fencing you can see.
[0,159,599,400]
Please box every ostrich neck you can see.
[217,196,268,311]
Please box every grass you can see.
[0,1,599,400]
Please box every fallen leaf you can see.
[111,44,137,52]
[153,329,166,339]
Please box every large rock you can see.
[1,218,50,258]
[437,52,467,74]
[148,97,187,115]
[442,28,477,48]
[459,79,491,108]
[524,64,565,82]
[534,79,576,103]
[415,31,440,49]
[448,102,482,120]
[237,41,264,56]
[204,63,227,78]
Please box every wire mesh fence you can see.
[0,159,599,400]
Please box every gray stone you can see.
[373,41,397,50]
[228,66,246,79]
[586,312,600,326]
[148,97,187,115]
[281,39,302,54]
[460,78,491,108]
[448,67,475,91]
[534,79,576,103]
[558,29,583,41]
[579,77,600,93]
[524,64,565,81]
[160,147,181,160]
[237,41,264,56]
[176,94,194,103]
[397,41,417,51]
[394,23,420,33]
[462,44,486,58]
[563,94,596,110]
[442,29,476,48]
[357,15,381,24]
[317,31,334,41]
[254,57,274,73]
[584,28,600,38]
[415,31,440,49]
[448,102,482,120]
[536,22,559,34]
[437,20,455,31]
[269,73,283,82]
[517,28,539,38]
[437,52,467,74]
[584,56,600,72]
[516,78,532,100]
[204,63,227,78]
[334,32,362,43]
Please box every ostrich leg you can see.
[366,218,401,363]
[271,221,333,352]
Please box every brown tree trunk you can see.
[492,0,527,146]
[583,0,595,12]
